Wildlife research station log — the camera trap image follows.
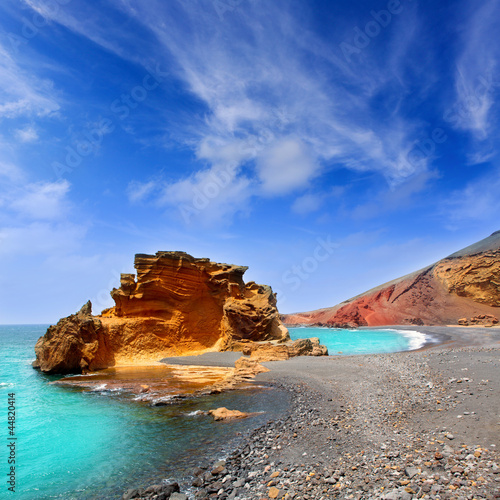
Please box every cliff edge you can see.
[33,251,289,374]
[283,231,500,327]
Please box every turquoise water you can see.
[0,325,288,500]
[288,327,426,355]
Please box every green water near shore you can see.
[289,327,427,354]
[0,325,288,500]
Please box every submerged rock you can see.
[34,251,289,374]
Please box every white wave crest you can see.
[91,384,108,391]
[391,329,427,351]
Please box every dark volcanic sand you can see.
[127,327,500,499]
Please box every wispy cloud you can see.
[453,0,500,139]
[0,42,59,119]
[9,180,71,220]
[14,125,39,143]
[35,0,434,222]
[0,161,25,183]
[291,193,324,215]
[0,159,85,262]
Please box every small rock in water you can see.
[211,465,226,475]
[193,466,205,477]
[122,488,141,500]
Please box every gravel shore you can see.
[125,327,500,500]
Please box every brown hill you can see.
[283,231,500,328]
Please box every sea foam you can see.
[391,329,427,351]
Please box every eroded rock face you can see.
[233,338,329,362]
[33,302,114,373]
[34,252,289,374]
[433,250,500,307]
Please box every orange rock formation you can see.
[34,251,289,374]
[284,231,500,327]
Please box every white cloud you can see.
[467,150,496,166]
[158,163,252,225]
[292,193,323,215]
[0,161,25,182]
[9,180,70,220]
[452,0,500,139]
[127,180,158,203]
[15,125,39,143]
[35,1,433,218]
[257,138,319,195]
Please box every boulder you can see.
[208,407,250,421]
[234,357,270,377]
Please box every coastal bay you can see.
[128,326,500,499]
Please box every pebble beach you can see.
[123,327,500,500]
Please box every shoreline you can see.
[124,327,500,499]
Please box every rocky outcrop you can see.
[434,251,500,307]
[458,315,499,327]
[231,338,329,362]
[32,302,114,373]
[283,231,500,327]
[34,252,289,374]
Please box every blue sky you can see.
[1,0,499,323]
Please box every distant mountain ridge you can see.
[283,231,500,327]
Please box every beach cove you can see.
[137,325,500,500]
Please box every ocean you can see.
[1,325,426,499]
[288,326,427,355]
[0,325,288,500]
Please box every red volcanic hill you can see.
[283,231,500,328]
